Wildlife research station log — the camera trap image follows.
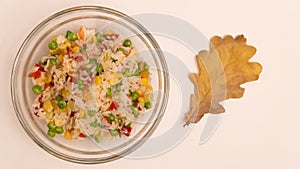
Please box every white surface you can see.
[1,0,300,168]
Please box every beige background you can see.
[1,0,300,168]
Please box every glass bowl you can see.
[11,6,169,164]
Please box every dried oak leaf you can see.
[185,35,263,125]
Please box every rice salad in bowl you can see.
[28,26,153,143]
[11,6,169,163]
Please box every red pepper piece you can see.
[38,95,43,108]
[70,111,76,118]
[35,63,45,72]
[75,56,84,62]
[105,34,119,40]
[121,125,132,137]
[28,70,41,80]
[109,101,119,110]
[138,106,142,111]
[34,111,40,117]
[125,48,132,57]
[29,63,45,79]
[68,76,75,82]
[67,47,72,58]
[102,116,111,125]
[78,133,86,138]
[100,44,108,52]
[44,82,54,89]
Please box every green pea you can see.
[88,110,95,116]
[125,122,132,127]
[80,47,87,53]
[66,31,73,39]
[117,118,122,126]
[90,120,98,127]
[48,41,58,50]
[134,71,141,76]
[115,83,122,92]
[89,58,97,64]
[110,129,119,136]
[97,64,103,73]
[117,48,126,54]
[106,88,112,97]
[58,101,67,109]
[32,85,42,95]
[123,39,132,47]
[134,112,139,118]
[144,102,152,109]
[131,92,138,101]
[70,33,78,41]
[95,134,102,142]
[49,58,57,65]
[75,79,83,85]
[131,106,139,118]
[55,126,64,134]
[138,62,144,70]
[108,114,115,122]
[55,95,62,101]
[87,69,93,76]
[47,129,56,138]
[124,68,131,77]
[95,32,103,42]
[65,31,77,41]
[47,121,56,130]
[78,84,84,90]
[39,60,47,65]
[144,64,150,70]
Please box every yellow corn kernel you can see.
[104,52,110,61]
[59,43,67,50]
[138,97,145,103]
[144,92,152,102]
[68,100,75,111]
[93,36,97,43]
[83,92,92,101]
[101,62,109,71]
[115,73,123,78]
[64,40,71,47]
[54,117,62,126]
[49,48,61,55]
[141,78,148,86]
[94,76,102,86]
[146,85,153,91]
[79,109,85,118]
[72,46,80,53]
[45,111,52,120]
[44,75,52,84]
[93,130,100,136]
[56,107,68,114]
[61,89,70,98]
[136,90,143,96]
[111,73,122,85]
[141,70,150,79]
[57,54,64,63]
[64,131,73,140]
[43,100,53,113]
[51,100,58,109]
